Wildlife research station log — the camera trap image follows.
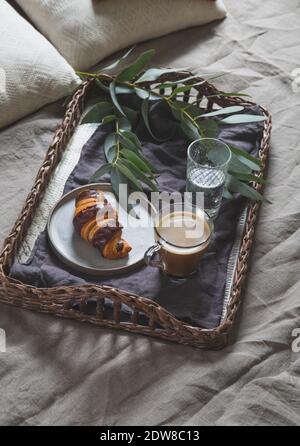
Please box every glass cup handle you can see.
[144,243,163,270]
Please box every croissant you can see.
[73,189,132,259]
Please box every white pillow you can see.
[15,0,227,70]
[0,1,80,129]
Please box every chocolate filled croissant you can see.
[73,189,132,259]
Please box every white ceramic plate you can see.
[47,183,155,276]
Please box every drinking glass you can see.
[186,138,231,219]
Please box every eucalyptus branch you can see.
[78,68,202,136]
[77,47,266,201]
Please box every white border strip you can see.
[221,206,248,322]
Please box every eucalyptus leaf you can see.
[168,73,224,96]
[120,137,156,173]
[230,172,268,184]
[119,134,139,152]
[123,106,138,127]
[121,158,158,191]
[109,81,125,116]
[137,155,157,176]
[229,145,263,170]
[171,100,192,110]
[141,99,170,142]
[171,107,181,121]
[100,46,135,72]
[199,106,244,118]
[102,115,117,124]
[169,82,206,98]
[90,163,111,182]
[229,152,252,174]
[173,101,203,118]
[134,87,150,100]
[141,99,154,138]
[117,117,132,131]
[117,160,143,191]
[81,102,114,124]
[155,75,200,89]
[180,114,200,140]
[197,120,219,138]
[115,85,134,94]
[227,175,264,201]
[104,133,117,151]
[121,148,152,174]
[201,73,227,83]
[106,146,117,163]
[120,130,142,151]
[134,87,160,101]
[221,114,266,124]
[117,49,156,82]
[111,166,127,197]
[236,156,261,172]
[209,91,251,98]
[104,134,117,161]
[136,67,189,83]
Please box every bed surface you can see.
[1,0,300,426]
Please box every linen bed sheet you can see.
[0,0,300,426]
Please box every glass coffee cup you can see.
[144,203,213,278]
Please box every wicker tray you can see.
[0,73,272,349]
